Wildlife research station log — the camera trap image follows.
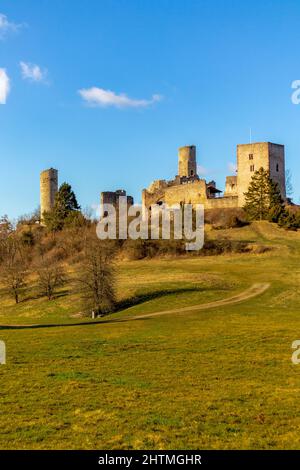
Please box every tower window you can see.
[190,170,194,176]
[276,164,279,172]
[249,154,253,160]
[250,165,255,172]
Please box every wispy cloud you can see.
[20,61,48,83]
[0,68,10,104]
[0,13,23,40]
[228,162,237,173]
[78,87,163,108]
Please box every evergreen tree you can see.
[243,167,285,222]
[55,183,80,217]
[43,183,81,231]
[278,211,299,231]
[267,179,285,223]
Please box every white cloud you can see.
[78,87,162,108]
[20,61,47,83]
[0,13,22,39]
[228,162,237,174]
[0,68,10,104]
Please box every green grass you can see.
[1,221,300,449]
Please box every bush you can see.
[205,208,249,230]
[121,239,146,260]
[200,238,249,256]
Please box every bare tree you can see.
[36,259,66,300]
[0,215,13,241]
[76,236,117,317]
[0,236,28,304]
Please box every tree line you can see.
[0,183,117,316]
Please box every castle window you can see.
[276,164,279,172]
[190,170,194,176]
[250,165,255,172]
[249,154,253,160]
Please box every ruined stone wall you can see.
[224,176,238,197]
[142,178,239,212]
[205,196,239,209]
[101,189,134,216]
[40,168,58,221]
[142,179,207,210]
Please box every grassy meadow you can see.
[1,221,300,449]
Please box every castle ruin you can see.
[142,142,286,211]
[101,190,134,216]
[40,141,286,221]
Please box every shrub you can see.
[205,208,248,230]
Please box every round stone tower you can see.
[40,168,58,222]
[178,145,197,178]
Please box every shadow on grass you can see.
[115,286,216,311]
[0,285,216,330]
[20,289,70,303]
[0,282,234,331]
[0,316,151,330]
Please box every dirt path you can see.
[0,283,270,330]
[130,282,270,320]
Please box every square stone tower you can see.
[237,142,286,206]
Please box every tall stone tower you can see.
[40,168,58,221]
[237,142,286,206]
[178,145,197,178]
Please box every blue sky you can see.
[0,0,300,219]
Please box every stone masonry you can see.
[142,142,286,211]
[40,168,58,222]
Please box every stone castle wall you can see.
[143,179,207,209]
[101,189,134,216]
[142,179,239,211]
[142,141,286,213]
[205,196,238,209]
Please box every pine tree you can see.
[54,183,80,218]
[243,167,285,222]
[43,183,81,231]
[278,211,299,231]
[267,179,285,223]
